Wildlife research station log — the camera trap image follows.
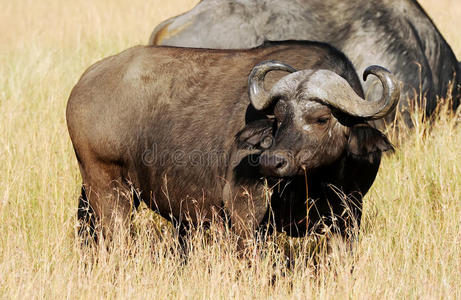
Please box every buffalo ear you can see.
[229,119,275,178]
[347,124,394,159]
[235,118,274,150]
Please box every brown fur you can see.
[67,41,388,248]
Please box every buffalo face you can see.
[259,101,348,177]
[248,61,400,177]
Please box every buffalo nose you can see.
[259,153,291,176]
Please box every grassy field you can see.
[0,0,460,298]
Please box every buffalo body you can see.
[67,41,395,247]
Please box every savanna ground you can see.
[0,0,460,298]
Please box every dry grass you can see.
[0,0,460,298]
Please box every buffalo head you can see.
[248,61,399,177]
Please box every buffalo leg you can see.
[77,186,97,244]
[172,221,190,260]
[78,158,134,244]
[224,182,269,252]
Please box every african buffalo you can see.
[150,0,459,128]
[67,41,398,249]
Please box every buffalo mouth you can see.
[259,152,298,177]
[259,151,330,178]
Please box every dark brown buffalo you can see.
[66,41,398,249]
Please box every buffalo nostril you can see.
[275,157,287,169]
[260,153,290,176]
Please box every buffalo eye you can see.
[303,114,331,125]
[316,116,330,125]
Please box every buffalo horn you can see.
[248,60,297,110]
[295,66,400,119]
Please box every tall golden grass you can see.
[0,0,459,298]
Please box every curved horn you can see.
[295,66,400,119]
[362,65,400,119]
[248,60,297,110]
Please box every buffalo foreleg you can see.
[223,181,270,253]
